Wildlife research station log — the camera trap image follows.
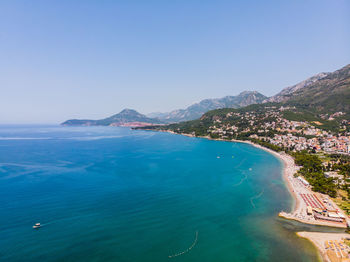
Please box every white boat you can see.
[33,223,41,229]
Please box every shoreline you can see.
[229,138,299,212]
[165,131,348,228]
[227,138,347,228]
[143,129,350,261]
[194,134,350,262]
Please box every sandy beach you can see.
[297,232,350,262]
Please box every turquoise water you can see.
[0,126,320,261]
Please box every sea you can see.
[0,125,328,261]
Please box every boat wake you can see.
[250,189,264,208]
[33,214,94,228]
[169,231,198,258]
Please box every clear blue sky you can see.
[0,0,349,124]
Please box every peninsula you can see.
[61,109,164,127]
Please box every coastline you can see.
[143,129,350,261]
[230,138,299,212]
[149,130,301,214]
[228,138,347,228]
[202,135,350,262]
[144,129,347,225]
[167,131,348,228]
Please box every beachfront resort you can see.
[276,153,350,262]
[279,155,348,228]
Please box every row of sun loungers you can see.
[300,193,325,210]
[325,240,349,258]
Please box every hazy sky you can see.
[0,0,349,124]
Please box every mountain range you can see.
[62,64,350,127]
[138,64,350,138]
[277,64,350,114]
[148,91,267,123]
[62,91,267,126]
[263,72,330,103]
[263,64,350,114]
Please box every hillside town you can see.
[207,106,350,155]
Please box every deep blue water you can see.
[0,126,320,261]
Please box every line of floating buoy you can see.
[217,155,235,159]
[233,173,248,187]
[168,231,198,258]
[235,158,246,168]
[250,189,264,208]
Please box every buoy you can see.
[169,231,198,258]
[233,173,248,187]
[250,189,264,208]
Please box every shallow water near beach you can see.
[0,126,320,261]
